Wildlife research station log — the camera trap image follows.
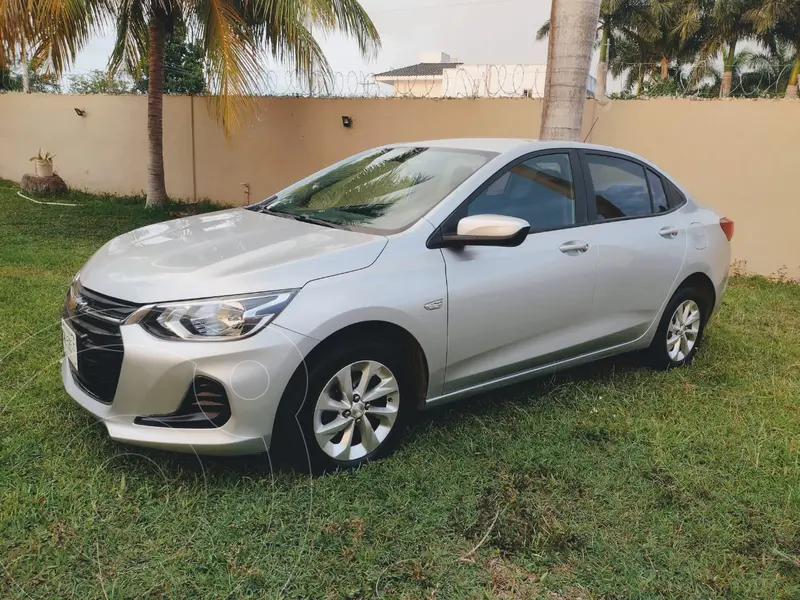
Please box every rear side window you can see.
[666,181,687,209]
[585,154,652,219]
[647,170,669,213]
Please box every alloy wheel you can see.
[666,299,701,362]
[313,360,400,461]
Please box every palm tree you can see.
[607,32,655,93]
[607,31,680,94]
[540,0,602,140]
[674,0,761,97]
[23,0,380,207]
[746,0,800,97]
[537,0,654,99]
[738,42,794,95]
[646,0,700,80]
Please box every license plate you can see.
[62,320,78,370]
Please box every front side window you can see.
[586,154,653,220]
[460,153,576,231]
[250,147,495,232]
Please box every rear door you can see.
[440,150,599,393]
[578,151,688,345]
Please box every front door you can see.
[441,151,598,393]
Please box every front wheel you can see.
[272,340,414,473]
[645,287,707,369]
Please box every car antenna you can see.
[583,117,599,143]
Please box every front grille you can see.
[64,285,139,404]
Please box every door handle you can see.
[559,240,589,254]
[659,226,679,238]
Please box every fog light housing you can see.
[134,376,230,429]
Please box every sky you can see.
[69,0,558,88]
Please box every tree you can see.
[746,0,800,97]
[692,43,795,96]
[0,60,61,93]
[674,0,762,97]
[541,0,602,140]
[27,0,380,207]
[536,0,798,100]
[607,32,665,94]
[538,0,656,100]
[69,69,134,94]
[133,25,206,95]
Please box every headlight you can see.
[66,273,81,309]
[128,290,297,341]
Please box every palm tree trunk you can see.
[785,51,800,99]
[596,22,609,100]
[635,65,645,96]
[540,0,602,141]
[660,55,668,80]
[20,45,30,93]
[720,42,736,98]
[146,11,168,207]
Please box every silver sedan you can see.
[61,139,733,471]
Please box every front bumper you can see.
[62,322,317,456]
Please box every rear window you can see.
[251,147,496,232]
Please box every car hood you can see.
[79,209,388,303]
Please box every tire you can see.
[271,338,415,474]
[645,286,707,370]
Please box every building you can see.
[374,52,596,99]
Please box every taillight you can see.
[719,217,734,241]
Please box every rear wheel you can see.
[646,287,707,369]
[272,339,414,473]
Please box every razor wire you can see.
[2,63,798,99]
[607,62,799,99]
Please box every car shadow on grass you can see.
[413,351,645,430]
[112,351,647,481]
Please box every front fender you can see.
[273,236,449,399]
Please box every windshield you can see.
[248,147,496,232]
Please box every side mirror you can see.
[436,214,530,248]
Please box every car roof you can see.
[392,138,650,162]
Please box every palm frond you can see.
[233,0,332,91]
[689,41,722,86]
[108,0,149,76]
[673,2,704,42]
[306,162,417,210]
[32,0,110,74]
[744,0,796,34]
[306,0,380,59]
[647,0,672,25]
[536,19,550,41]
[193,0,263,134]
[0,0,34,68]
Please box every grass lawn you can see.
[1,181,799,599]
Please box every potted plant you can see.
[29,149,55,177]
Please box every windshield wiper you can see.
[284,212,340,229]
[257,207,340,229]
